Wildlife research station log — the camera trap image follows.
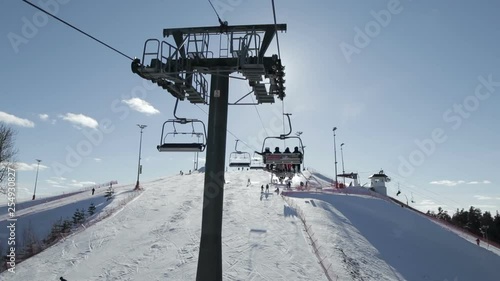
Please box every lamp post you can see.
[340,143,345,186]
[135,124,147,190]
[333,127,338,188]
[32,159,41,200]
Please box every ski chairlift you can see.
[229,140,251,168]
[258,113,304,171]
[249,152,265,170]
[157,99,207,152]
[157,118,207,152]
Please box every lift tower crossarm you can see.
[163,23,286,37]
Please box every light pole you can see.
[135,124,147,190]
[333,127,338,188]
[32,159,41,200]
[340,143,345,186]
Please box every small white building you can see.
[368,169,391,196]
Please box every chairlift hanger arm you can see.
[279,113,292,138]
[234,139,241,153]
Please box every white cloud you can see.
[419,199,437,205]
[474,195,500,200]
[69,180,96,188]
[430,180,491,187]
[60,113,98,129]
[0,111,35,127]
[12,162,48,171]
[122,98,160,115]
[51,176,66,181]
[429,180,464,187]
[39,114,49,121]
[45,179,59,185]
[94,158,102,162]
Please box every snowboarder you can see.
[91,188,95,195]
[60,277,68,281]
[180,170,184,175]
[476,238,480,246]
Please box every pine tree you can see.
[104,187,114,201]
[61,219,73,233]
[88,203,96,216]
[72,209,85,225]
[44,218,63,244]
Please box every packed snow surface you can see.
[1,170,499,280]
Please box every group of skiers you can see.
[256,146,303,173]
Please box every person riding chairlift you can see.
[292,146,302,172]
[256,147,272,170]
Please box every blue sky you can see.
[1,0,499,214]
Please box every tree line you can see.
[427,206,500,244]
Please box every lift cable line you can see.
[21,0,134,61]
[271,0,281,59]
[207,0,229,29]
[195,104,259,152]
[250,94,270,138]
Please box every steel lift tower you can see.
[131,22,286,281]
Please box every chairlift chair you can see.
[229,140,251,168]
[157,118,207,152]
[249,152,265,170]
[259,114,304,173]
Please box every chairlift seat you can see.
[157,143,205,152]
[263,153,302,165]
[229,162,251,168]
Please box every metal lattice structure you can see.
[131,23,286,281]
[131,24,286,104]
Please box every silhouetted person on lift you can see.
[274,147,281,154]
[292,146,302,172]
[256,147,272,170]
[283,147,292,172]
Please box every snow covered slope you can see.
[2,169,499,281]
[1,170,327,281]
[286,191,500,281]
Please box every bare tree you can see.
[0,122,18,185]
